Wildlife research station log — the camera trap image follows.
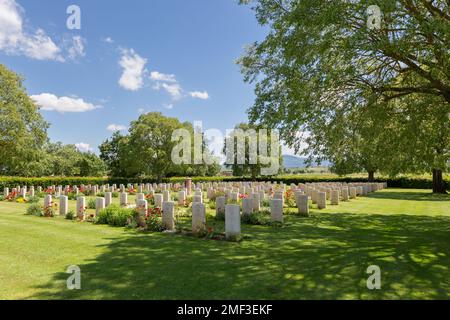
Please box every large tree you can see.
[239,0,449,192]
[99,132,131,177]
[99,112,221,179]
[224,123,283,178]
[0,64,48,175]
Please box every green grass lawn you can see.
[0,189,449,300]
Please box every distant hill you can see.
[282,155,330,168]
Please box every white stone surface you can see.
[162,201,175,230]
[192,202,206,234]
[270,199,283,223]
[225,204,241,240]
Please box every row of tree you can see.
[3,62,272,179]
[239,0,449,193]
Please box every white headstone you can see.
[136,193,145,202]
[136,199,148,228]
[163,190,171,202]
[154,194,163,207]
[270,199,283,223]
[95,197,105,216]
[296,194,309,216]
[242,198,253,216]
[120,192,128,207]
[341,188,349,201]
[216,196,226,219]
[192,202,206,234]
[225,204,241,240]
[44,194,52,208]
[59,196,68,216]
[349,187,357,199]
[331,190,340,205]
[105,192,112,207]
[178,191,186,206]
[193,195,203,203]
[317,192,327,209]
[162,201,175,230]
[76,197,86,220]
[252,193,261,212]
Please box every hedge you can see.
[0,177,108,191]
[0,175,448,191]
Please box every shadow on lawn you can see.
[366,190,450,202]
[26,212,450,300]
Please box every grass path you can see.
[0,189,449,300]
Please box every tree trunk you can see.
[432,168,447,194]
[368,170,375,182]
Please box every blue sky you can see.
[1,0,297,156]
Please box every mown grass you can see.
[0,189,449,300]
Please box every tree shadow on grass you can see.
[26,213,450,300]
[366,190,450,202]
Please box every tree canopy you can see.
[239,0,449,192]
[0,64,106,177]
[0,64,49,175]
[100,112,221,179]
[223,123,283,177]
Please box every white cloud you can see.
[30,93,100,113]
[75,143,93,153]
[162,83,183,100]
[149,69,209,103]
[150,71,177,83]
[107,124,127,132]
[103,37,113,43]
[189,91,209,100]
[164,103,174,110]
[66,35,86,60]
[0,0,63,61]
[118,48,147,91]
[138,108,145,114]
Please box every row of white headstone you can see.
[5,180,386,241]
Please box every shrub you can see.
[144,212,165,232]
[0,195,4,201]
[242,211,272,226]
[0,177,108,190]
[209,191,224,202]
[111,192,119,198]
[36,192,46,198]
[67,192,82,200]
[184,196,193,207]
[284,190,296,208]
[97,205,134,227]
[87,198,96,209]
[27,196,40,204]
[43,204,56,217]
[262,199,270,208]
[26,204,42,216]
[16,197,27,204]
[2,174,448,192]
[145,193,155,206]
[215,208,225,221]
[66,210,76,220]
